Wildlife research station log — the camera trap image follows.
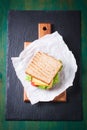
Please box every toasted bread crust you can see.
[25,52,62,84]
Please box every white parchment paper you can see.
[11,31,77,104]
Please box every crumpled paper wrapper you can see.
[11,31,77,104]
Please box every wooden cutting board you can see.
[23,23,66,102]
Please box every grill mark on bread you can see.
[29,63,49,78]
[31,60,51,75]
[25,52,63,84]
[26,67,50,84]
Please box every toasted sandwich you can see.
[25,51,63,89]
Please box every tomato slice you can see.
[31,82,37,87]
[31,82,35,86]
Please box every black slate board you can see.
[6,11,82,121]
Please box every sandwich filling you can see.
[26,73,60,89]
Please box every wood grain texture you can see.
[0,0,86,129]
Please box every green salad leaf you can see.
[25,75,31,81]
[53,73,60,86]
[38,85,48,89]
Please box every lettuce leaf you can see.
[38,85,48,89]
[53,73,60,86]
[25,75,31,81]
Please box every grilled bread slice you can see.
[25,52,63,85]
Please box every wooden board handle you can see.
[38,23,51,38]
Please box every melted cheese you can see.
[32,77,53,87]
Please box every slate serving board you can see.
[6,11,82,121]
